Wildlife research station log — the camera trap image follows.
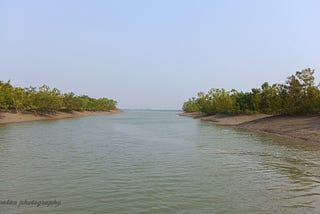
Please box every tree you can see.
[260,82,281,114]
[63,92,83,111]
[281,69,318,114]
[0,80,14,110]
[11,87,26,112]
[182,97,200,112]
[33,85,63,112]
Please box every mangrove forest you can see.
[0,81,117,113]
[183,68,320,115]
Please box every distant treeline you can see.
[0,81,117,113]
[183,68,320,115]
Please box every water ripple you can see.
[1,110,320,213]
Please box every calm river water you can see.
[1,110,320,213]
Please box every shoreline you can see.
[0,110,124,124]
[180,112,320,144]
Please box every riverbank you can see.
[0,110,124,124]
[180,112,320,143]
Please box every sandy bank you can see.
[180,112,320,143]
[239,115,320,143]
[198,114,271,125]
[0,110,124,124]
[179,112,271,125]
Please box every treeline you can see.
[183,68,320,115]
[0,81,117,113]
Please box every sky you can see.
[1,0,320,110]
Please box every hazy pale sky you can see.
[1,0,319,109]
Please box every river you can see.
[1,110,320,213]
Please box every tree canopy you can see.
[183,68,320,115]
[0,81,117,113]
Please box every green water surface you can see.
[1,110,320,213]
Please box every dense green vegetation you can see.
[0,81,117,113]
[183,68,320,115]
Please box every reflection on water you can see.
[0,110,320,213]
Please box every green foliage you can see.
[206,88,237,114]
[183,68,320,115]
[280,68,319,115]
[0,81,117,113]
[182,97,200,112]
[33,85,63,112]
[0,80,14,110]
